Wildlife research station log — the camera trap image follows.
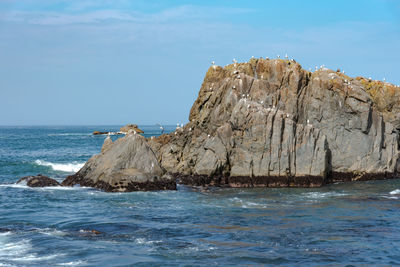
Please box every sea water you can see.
[0,126,399,266]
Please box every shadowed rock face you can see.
[65,58,400,191]
[17,174,60,187]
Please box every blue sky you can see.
[0,0,399,125]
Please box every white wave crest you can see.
[390,189,400,195]
[0,231,64,263]
[34,160,84,173]
[302,191,348,199]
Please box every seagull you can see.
[286,114,289,118]
[237,75,241,79]
[189,128,192,131]
[266,57,269,60]
[307,119,310,125]
[277,55,280,59]
[208,134,210,137]
[232,85,236,89]
[247,104,250,108]
[151,136,154,140]
[156,123,164,134]
[261,100,264,104]
[285,53,288,59]
[212,61,216,70]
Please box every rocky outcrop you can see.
[92,124,143,135]
[62,132,176,192]
[69,57,400,190]
[147,58,399,187]
[17,174,60,187]
[120,124,144,134]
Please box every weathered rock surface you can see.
[68,57,400,190]
[17,174,60,187]
[147,58,399,187]
[62,132,176,192]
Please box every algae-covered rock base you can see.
[65,58,400,191]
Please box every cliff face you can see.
[149,58,400,187]
[64,58,400,191]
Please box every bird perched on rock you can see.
[277,55,280,58]
[285,53,288,59]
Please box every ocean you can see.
[0,126,399,266]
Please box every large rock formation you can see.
[148,58,399,187]
[62,132,176,192]
[66,57,400,191]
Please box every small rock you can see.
[17,174,60,187]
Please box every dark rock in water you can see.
[17,174,60,187]
[67,58,400,190]
[92,131,123,135]
[61,133,176,192]
[93,131,108,135]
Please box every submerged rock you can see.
[17,174,60,187]
[68,57,400,191]
[62,132,176,192]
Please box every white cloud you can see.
[0,5,253,25]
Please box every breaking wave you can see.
[34,160,84,173]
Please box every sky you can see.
[0,0,399,125]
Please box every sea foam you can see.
[34,160,84,173]
[390,189,400,195]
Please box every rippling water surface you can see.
[1,126,400,266]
